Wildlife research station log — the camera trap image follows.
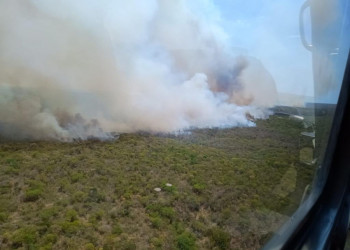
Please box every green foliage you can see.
[115,237,137,250]
[60,220,82,236]
[150,237,163,248]
[112,223,123,235]
[84,243,95,250]
[192,183,206,194]
[24,188,43,202]
[72,191,87,202]
[23,180,45,202]
[189,153,198,165]
[160,207,175,220]
[11,226,37,247]
[120,240,137,250]
[43,233,58,244]
[208,227,230,250]
[147,204,175,221]
[65,209,78,222]
[163,184,176,193]
[89,210,105,224]
[71,172,84,183]
[150,216,163,229]
[40,207,59,226]
[191,221,206,234]
[177,232,196,250]
[87,187,106,203]
[28,180,45,189]
[0,212,8,222]
[0,115,313,249]
[6,158,19,168]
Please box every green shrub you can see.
[119,239,137,250]
[192,183,206,194]
[189,154,198,165]
[0,182,11,195]
[221,208,233,221]
[146,203,174,221]
[95,210,104,220]
[159,207,175,220]
[24,189,42,202]
[72,191,87,203]
[112,224,123,235]
[150,237,163,248]
[0,212,8,222]
[43,233,57,244]
[87,187,105,203]
[11,226,37,247]
[6,158,19,168]
[28,180,45,189]
[88,210,105,224]
[84,243,95,250]
[24,180,45,202]
[65,209,78,222]
[40,207,59,226]
[191,221,206,234]
[40,243,53,250]
[150,217,163,229]
[71,172,84,183]
[163,184,176,193]
[4,166,19,175]
[58,178,71,193]
[109,207,118,219]
[176,232,196,250]
[208,227,230,250]
[102,235,116,250]
[60,220,81,236]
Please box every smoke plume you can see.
[0,0,277,140]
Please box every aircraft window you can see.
[0,0,349,249]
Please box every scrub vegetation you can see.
[0,115,314,249]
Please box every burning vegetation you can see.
[0,0,277,141]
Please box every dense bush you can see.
[24,189,42,202]
[11,226,38,247]
[208,227,231,250]
[177,232,196,250]
[0,115,313,249]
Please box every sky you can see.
[212,0,314,97]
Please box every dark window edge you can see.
[263,49,350,250]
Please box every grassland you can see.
[0,116,315,249]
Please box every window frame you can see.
[263,49,350,249]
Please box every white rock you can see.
[165,183,172,187]
[154,188,161,192]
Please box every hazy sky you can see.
[212,0,314,96]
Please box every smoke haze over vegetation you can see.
[0,0,278,140]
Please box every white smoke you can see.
[0,0,277,140]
